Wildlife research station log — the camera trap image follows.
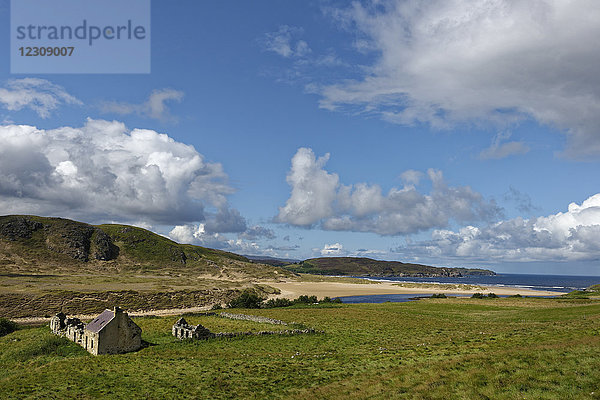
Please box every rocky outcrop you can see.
[92,229,120,261]
[0,216,43,240]
[0,215,119,262]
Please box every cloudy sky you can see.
[1,0,599,275]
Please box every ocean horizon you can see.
[336,273,600,304]
[357,273,600,293]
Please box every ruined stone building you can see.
[50,307,142,355]
[172,317,213,340]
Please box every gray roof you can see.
[85,309,115,333]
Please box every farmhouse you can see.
[50,306,142,355]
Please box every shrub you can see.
[263,298,294,308]
[472,292,499,299]
[296,295,318,304]
[0,318,18,337]
[431,293,447,299]
[227,290,265,309]
[211,303,223,310]
[320,297,342,303]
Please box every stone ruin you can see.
[50,306,142,355]
[172,317,213,340]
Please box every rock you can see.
[0,216,43,240]
[92,229,119,261]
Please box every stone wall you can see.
[172,313,319,341]
[219,312,288,326]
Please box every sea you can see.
[338,273,600,304]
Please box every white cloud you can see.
[397,193,600,262]
[204,206,247,234]
[100,89,184,121]
[168,223,263,254]
[0,119,239,226]
[400,169,424,185]
[261,26,312,58]
[321,0,600,158]
[276,148,339,226]
[0,78,81,118]
[320,242,345,256]
[479,132,529,160]
[276,148,501,235]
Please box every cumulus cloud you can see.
[0,78,81,118]
[100,89,184,121]
[204,206,247,234]
[169,223,278,255]
[276,148,339,226]
[239,225,277,240]
[400,169,424,185]
[261,26,311,58]
[276,148,501,235]
[168,223,255,252]
[0,119,238,226]
[396,193,600,262]
[479,132,529,160]
[320,0,600,157]
[320,242,345,256]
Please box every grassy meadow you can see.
[1,297,599,399]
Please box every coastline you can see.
[264,279,564,299]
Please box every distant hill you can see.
[0,215,292,280]
[285,257,495,277]
[244,255,301,267]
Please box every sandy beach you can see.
[265,280,564,299]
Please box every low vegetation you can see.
[471,292,499,299]
[1,297,599,399]
[430,293,447,299]
[227,289,342,309]
[0,318,18,337]
[563,284,600,299]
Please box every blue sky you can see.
[0,0,599,275]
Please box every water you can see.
[339,293,469,304]
[358,274,599,293]
[338,274,599,304]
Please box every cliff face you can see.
[0,215,119,262]
[285,257,496,277]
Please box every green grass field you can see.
[2,297,599,399]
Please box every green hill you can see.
[286,257,495,277]
[0,215,290,280]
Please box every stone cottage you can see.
[50,306,142,355]
[172,317,213,340]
